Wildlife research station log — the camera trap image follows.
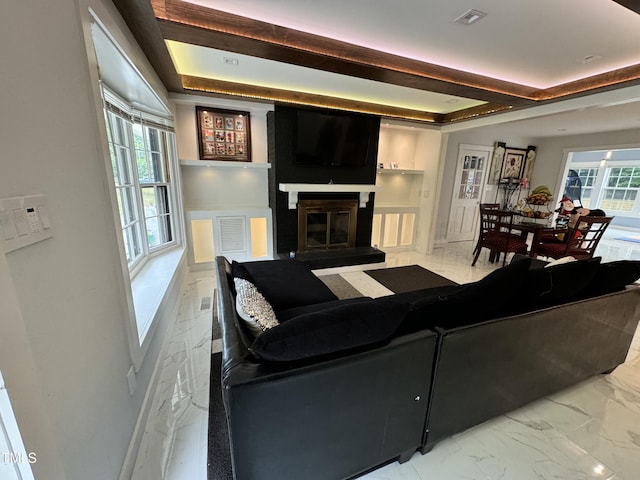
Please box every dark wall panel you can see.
[267,106,380,254]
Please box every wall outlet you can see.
[127,366,136,396]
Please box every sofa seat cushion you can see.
[577,260,640,299]
[234,260,338,311]
[250,297,408,362]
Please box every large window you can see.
[574,167,599,208]
[602,167,640,212]
[569,155,640,217]
[104,97,176,272]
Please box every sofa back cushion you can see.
[399,256,532,332]
[515,257,601,312]
[577,260,640,299]
[250,297,408,362]
[233,260,338,311]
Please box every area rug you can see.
[318,274,364,299]
[207,352,233,480]
[365,264,458,293]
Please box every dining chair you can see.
[473,203,500,259]
[472,207,529,266]
[531,216,613,260]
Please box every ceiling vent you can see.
[578,54,602,64]
[454,9,487,25]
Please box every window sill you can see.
[131,246,186,342]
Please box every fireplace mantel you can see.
[279,183,380,209]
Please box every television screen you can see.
[294,109,375,167]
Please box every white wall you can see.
[436,127,537,242]
[0,1,180,479]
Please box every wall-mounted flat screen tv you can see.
[294,108,379,167]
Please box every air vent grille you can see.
[218,216,246,253]
[454,9,487,25]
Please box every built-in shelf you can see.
[376,169,423,175]
[180,159,271,169]
[279,183,380,209]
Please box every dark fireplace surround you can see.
[267,106,384,267]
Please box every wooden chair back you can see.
[472,207,528,266]
[534,216,613,260]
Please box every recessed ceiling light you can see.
[445,99,460,104]
[557,128,568,131]
[454,9,487,25]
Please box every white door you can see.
[447,144,493,242]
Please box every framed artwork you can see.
[500,147,526,182]
[522,145,537,181]
[196,106,251,162]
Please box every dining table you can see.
[509,216,568,257]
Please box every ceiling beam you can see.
[112,0,640,125]
[153,0,539,106]
[612,0,640,14]
[180,75,448,123]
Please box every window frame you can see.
[570,159,640,216]
[601,164,640,215]
[103,90,179,277]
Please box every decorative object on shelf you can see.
[522,185,553,219]
[488,141,506,185]
[390,162,399,169]
[522,146,537,181]
[497,180,521,210]
[196,106,251,162]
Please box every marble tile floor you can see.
[132,233,640,480]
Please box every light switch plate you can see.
[0,195,52,253]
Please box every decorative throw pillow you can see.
[276,297,373,323]
[234,277,279,336]
[544,256,577,268]
[250,297,408,362]
[516,257,601,312]
[578,260,640,298]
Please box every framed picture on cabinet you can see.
[196,106,251,162]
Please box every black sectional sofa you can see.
[214,254,640,480]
